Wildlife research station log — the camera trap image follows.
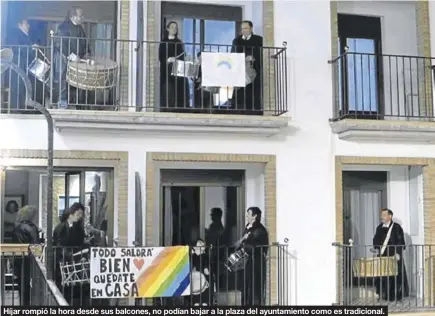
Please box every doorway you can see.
[342,171,388,251]
[161,2,242,108]
[159,169,245,247]
[338,14,384,118]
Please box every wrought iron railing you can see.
[1,36,288,116]
[333,242,435,312]
[330,51,435,121]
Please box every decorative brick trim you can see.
[334,156,435,305]
[145,152,278,304]
[330,1,432,118]
[0,149,129,245]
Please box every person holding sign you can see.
[231,21,263,115]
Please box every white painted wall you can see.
[0,0,432,307]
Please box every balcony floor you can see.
[348,295,434,312]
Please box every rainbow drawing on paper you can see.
[216,55,233,70]
[135,246,190,297]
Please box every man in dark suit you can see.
[373,208,409,301]
[7,17,39,111]
[231,21,263,115]
[237,206,269,305]
[54,7,91,109]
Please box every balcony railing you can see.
[0,244,67,306]
[49,244,291,307]
[1,36,288,116]
[333,243,435,312]
[330,51,435,121]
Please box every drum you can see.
[171,60,199,78]
[60,249,90,286]
[353,257,398,278]
[245,63,257,86]
[28,48,50,84]
[224,248,249,272]
[191,271,209,295]
[67,57,118,91]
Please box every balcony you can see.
[329,52,435,143]
[333,243,435,313]
[1,243,293,306]
[0,36,290,136]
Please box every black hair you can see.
[61,202,85,222]
[382,208,394,217]
[5,200,19,212]
[241,20,253,28]
[163,21,178,40]
[211,207,223,220]
[247,206,262,222]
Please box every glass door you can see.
[338,14,383,118]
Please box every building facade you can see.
[1,0,435,311]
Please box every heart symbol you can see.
[133,258,144,271]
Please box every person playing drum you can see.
[236,207,269,306]
[191,239,213,306]
[158,21,190,112]
[54,7,91,109]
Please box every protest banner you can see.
[90,246,191,299]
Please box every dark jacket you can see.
[56,19,90,58]
[8,28,36,70]
[231,34,263,74]
[243,220,269,257]
[12,220,39,244]
[373,221,406,257]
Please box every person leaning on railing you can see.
[11,205,41,305]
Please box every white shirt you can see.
[168,36,175,40]
[383,221,391,228]
[246,223,253,230]
[243,34,252,40]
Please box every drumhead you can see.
[68,57,118,71]
[191,271,209,294]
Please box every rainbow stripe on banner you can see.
[135,246,190,297]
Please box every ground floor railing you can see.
[0,244,67,306]
[333,243,435,312]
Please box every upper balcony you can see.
[0,36,289,137]
[329,51,435,143]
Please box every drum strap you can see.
[380,222,394,256]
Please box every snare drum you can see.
[67,57,118,91]
[171,60,199,78]
[191,271,209,295]
[224,249,249,272]
[28,48,51,84]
